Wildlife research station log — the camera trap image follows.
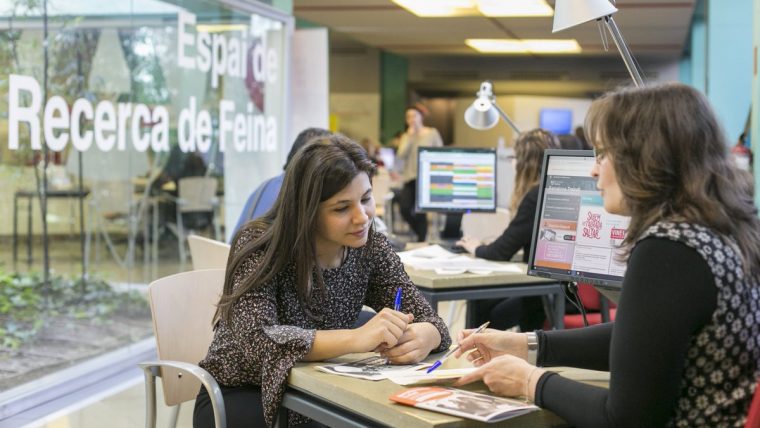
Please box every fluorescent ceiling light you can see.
[466,38,581,54]
[476,0,553,17]
[393,0,553,17]
[392,0,478,17]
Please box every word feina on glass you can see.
[7,11,280,155]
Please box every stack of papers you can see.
[315,356,430,381]
[397,245,524,275]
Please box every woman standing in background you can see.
[395,106,443,242]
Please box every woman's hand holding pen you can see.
[453,329,529,365]
[352,308,412,354]
[381,322,441,364]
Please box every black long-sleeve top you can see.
[475,186,539,263]
[533,221,760,427]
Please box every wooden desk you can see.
[280,353,609,428]
[405,265,565,329]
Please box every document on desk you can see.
[390,387,538,422]
[315,356,431,381]
[385,368,476,386]
[398,245,525,275]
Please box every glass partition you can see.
[0,0,291,393]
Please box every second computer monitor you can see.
[416,147,497,214]
[527,149,631,300]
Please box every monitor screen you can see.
[539,108,573,135]
[416,147,497,213]
[527,149,630,292]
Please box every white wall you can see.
[329,45,381,142]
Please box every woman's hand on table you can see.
[381,322,441,364]
[453,354,544,400]
[456,236,482,254]
[351,308,412,353]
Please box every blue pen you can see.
[426,321,490,374]
[394,287,402,311]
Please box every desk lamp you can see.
[553,0,644,86]
[464,81,521,133]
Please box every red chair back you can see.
[746,379,760,428]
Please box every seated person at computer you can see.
[453,83,760,426]
[230,127,331,238]
[456,129,560,331]
[194,134,452,428]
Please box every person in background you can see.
[456,129,560,331]
[395,105,443,242]
[557,134,584,150]
[454,83,760,427]
[359,137,384,167]
[231,127,331,238]
[194,134,451,428]
[574,125,591,150]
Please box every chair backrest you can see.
[148,268,225,406]
[178,176,218,213]
[188,235,231,270]
[576,283,617,311]
[746,379,760,428]
[461,208,510,243]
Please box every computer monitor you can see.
[527,149,631,302]
[415,147,497,214]
[539,108,573,135]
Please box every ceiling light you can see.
[392,0,478,17]
[476,0,553,17]
[465,38,581,54]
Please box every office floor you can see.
[30,300,466,428]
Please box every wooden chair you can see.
[139,269,227,428]
[188,235,231,270]
[172,177,222,264]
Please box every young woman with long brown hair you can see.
[193,134,451,428]
[453,83,760,426]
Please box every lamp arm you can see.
[490,99,521,134]
[604,16,644,87]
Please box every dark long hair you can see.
[511,129,560,215]
[215,134,377,324]
[585,82,760,273]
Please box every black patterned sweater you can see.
[534,221,760,427]
[198,227,452,427]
